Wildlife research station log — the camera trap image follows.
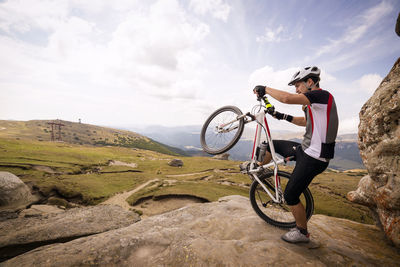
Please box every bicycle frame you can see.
[246,107,285,204]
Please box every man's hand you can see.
[253,85,266,98]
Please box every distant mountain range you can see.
[130,125,364,171]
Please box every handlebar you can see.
[262,96,275,115]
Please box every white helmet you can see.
[288,66,320,86]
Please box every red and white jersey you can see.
[302,89,339,161]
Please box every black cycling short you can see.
[266,140,329,205]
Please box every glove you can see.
[271,110,293,122]
[253,85,266,98]
[272,111,284,120]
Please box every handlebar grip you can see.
[263,97,274,113]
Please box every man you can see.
[253,66,338,243]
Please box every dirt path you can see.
[100,179,159,210]
[165,169,237,178]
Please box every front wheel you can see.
[249,171,314,228]
[200,106,244,155]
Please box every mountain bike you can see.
[200,96,314,228]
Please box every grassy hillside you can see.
[0,120,187,156]
[0,137,373,224]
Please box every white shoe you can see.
[281,228,310,243]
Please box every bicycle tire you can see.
[249,171,314,228]
[200,106,245,155]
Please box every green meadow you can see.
[0,136,373,224]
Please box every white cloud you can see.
[0,0,220,127]
[189,0,231,21]
[248,65,297,89]
[104,0,210,98]
[0,0,211,99]
[315,1,392,58]
[356,74,382,94]
[0,0,396,130]
[248,65,335,90]
[256,25,292,43]
[339,116,359,134]
[0,0,68,33]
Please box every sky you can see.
[0,0,399,134]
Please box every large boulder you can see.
[19,204,65,217]
[0,172,38,211]
[348,58,400,247]
[0,205,140,261]
[2,196,400,266]
[168,159,183,167]
[213,153,230,160]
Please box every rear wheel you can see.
[249,171,314,228]
[200,106,244,155]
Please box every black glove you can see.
[272,111,284,120]
[271,110,293,122]
[253,85,266,98]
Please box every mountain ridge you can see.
[0,120,188,157]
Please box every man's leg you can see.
[281,201,310,243]
[281,148,329,243]
[289,202,307,229]
[259,150,272,165]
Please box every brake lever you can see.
[245,112,256,121]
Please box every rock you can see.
[213,153,230,160]
[19,205,65,217]
[168,159,183,167]
[3,196,400,266]
[0,172,38,211]
[109,160,137,168]
[396,12,400,37]
[348,58,400,247]
[347,175,377,207]
[0,205,140,261]
[0,211,18,222]
[46,196,74,208]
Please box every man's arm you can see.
[265,87,310,106]
[291,116,306,126]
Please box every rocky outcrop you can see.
[2,195,400,266]
[0,172,38,211]
[348,58,400,247]
[0,205,140,261]
[168,159,183,167]
[213,153,230,160]
[19,204,65,217]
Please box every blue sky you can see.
[0,0,399,134]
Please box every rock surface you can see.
[0,205,140,261]
[168,158,183,167]
[2,195,399,266]
[19,204,65,217]
[212,153,230,160]
[0,172,38,211]
[348,58,400,247]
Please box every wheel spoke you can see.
[201,107,243,154]
[250,172,313,228]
